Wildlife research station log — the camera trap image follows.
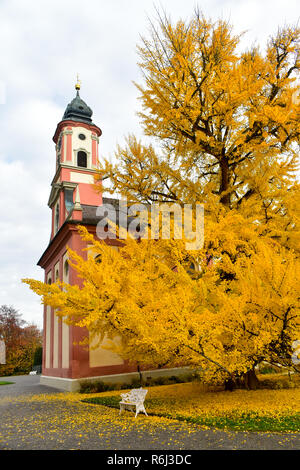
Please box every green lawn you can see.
[0,381,14,385]
[82,379,300,432]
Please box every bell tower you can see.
[48,79,102,239]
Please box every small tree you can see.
[0,305,42,376]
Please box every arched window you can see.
[187,261,196,276]
[55,270,59,282]
[57,134,62,152]
[64,260,69,278]
[77,151,87,168]
[64,188,74,213]
[95,254,102,264]
[55,203,60,233]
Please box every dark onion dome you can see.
[62,89,94,124]
[52,82,102,143]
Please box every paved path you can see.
[0,375,299,450]
[0,374,61,398]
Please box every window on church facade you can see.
[56,134,62,167]
[55,202,60,233]
[64,188,74,214]
[64,260,69,278]
[77,151,87,168]
[57,134,62,152]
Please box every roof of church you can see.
[62,89,94,124]
[81,198,136,226]
[37,198,150,267]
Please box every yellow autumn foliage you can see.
[97,12,299,252]
[23,11,300,387]
[23,219,300,384]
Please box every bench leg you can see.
[135,405,148,418]
[120,403,147,418]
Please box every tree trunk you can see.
[137,364,143,385]
[224,377,235,391]
[243,369,259,390]
[219,157,230,207]
[224,369,260,391]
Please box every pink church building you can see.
[38,84,186,391]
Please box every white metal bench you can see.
[119,387,148,418]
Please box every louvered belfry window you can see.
[77,151,87,168]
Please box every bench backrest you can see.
[120,387,148,404]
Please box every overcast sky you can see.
[0,0,298,329]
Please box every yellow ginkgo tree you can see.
[23,10,300,389]
[23,217,300,390]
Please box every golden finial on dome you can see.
[75,73,81,91]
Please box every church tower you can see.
[37,82,185,391]
[37,82,137,392]
[49,79,102,237]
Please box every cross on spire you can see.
[75,74,81,91]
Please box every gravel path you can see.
[0,375,299,451]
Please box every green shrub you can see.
[79,370,201,393]
[130,378,143,388]
[79,380,115,393]
[258,363,284,375]
[33,347,43,366]
[259,366,278,375]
